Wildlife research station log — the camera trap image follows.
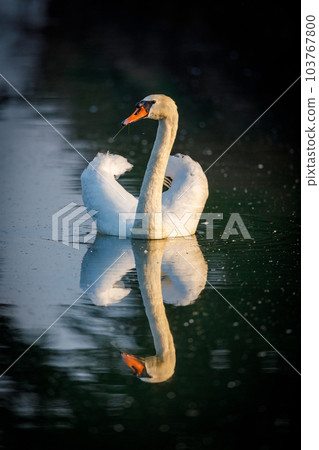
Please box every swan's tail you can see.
[81,152,137,236]
[86,151,133,178]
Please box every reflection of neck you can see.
[133,114,178,239]
[133,240,175,366]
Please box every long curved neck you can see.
[137,114,178,215]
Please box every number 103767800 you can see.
[306,15,316,82]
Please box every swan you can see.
[80,235,207,382]
[81,94,209,239]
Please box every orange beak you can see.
[121,352,146,376]
[122,106,148,126]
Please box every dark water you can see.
[0,2,300,449]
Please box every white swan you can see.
[81,94,208,239]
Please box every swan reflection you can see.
[80,236,207,383]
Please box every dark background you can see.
[44,0,300,105]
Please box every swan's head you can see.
[121,351,176,384]
[122,94,177,126]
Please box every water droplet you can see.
[185,409,200,417]
[167,392,176,399]
[113,424,125,432]
[89,105,98,113]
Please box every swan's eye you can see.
[134,100,156,114]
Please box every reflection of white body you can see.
[80,236,207,307]
[80,237,133,306]
[161,239,207,306]
[81,94,208,239]
[80,236,207,382]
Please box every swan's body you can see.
[81,94,208,239]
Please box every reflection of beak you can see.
[121,106,148,126]
[121,352,149,377]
